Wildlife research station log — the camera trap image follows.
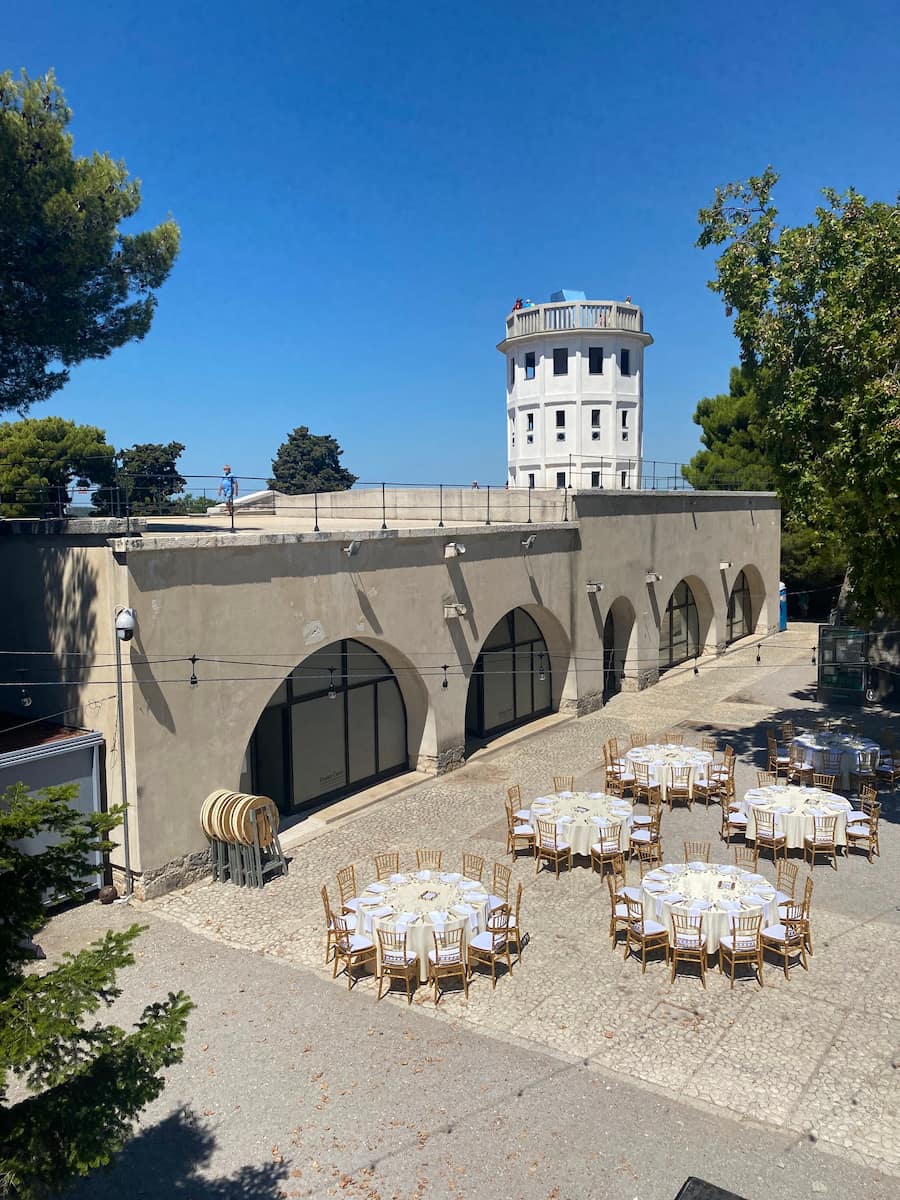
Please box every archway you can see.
[726,569,754,643]
[603,596,636,701]
[465,608,552,742]
[248,639,410,815]
[658,579,706,671]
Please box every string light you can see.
[756,644,762,663]
[18,669,32,708]
[327,667,337,701]
[693,656,699,676]
[538,653,546,682]
[189,655,199,688]
[441,664,449,690]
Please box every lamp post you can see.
[114,607,136,898]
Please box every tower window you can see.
[508,357,515,387]
[553,348,568,375]
[525,352,535,380]
[621,410,628,427]
[591,471,600,487]
[526,412,534,431]
[620,348,631,376]
[591,409,601,427]
[556,472,566,488]
[621,470,628,488]
[589,347,603,374]
[528,473,535,488]
[555,410,565,429]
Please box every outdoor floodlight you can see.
[444,542,466,558]
[585,581,604,594]
[719,561,733,571]
[521,535,537,550]
[115,607,137,641]
[645,571,662,584]
[342,541,361,557]
[443,602,468,620]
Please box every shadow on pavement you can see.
[60,1108,289,1200]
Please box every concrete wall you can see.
[1,491,780,894]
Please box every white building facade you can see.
[499,291,653,490]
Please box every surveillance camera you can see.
[444,542,466,558]
[115,607,137,641]
[521,535,537,550]
[586,581,604,594]
[342,540,361,557]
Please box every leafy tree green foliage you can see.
[0,416,114,517]
[270,426,358,494]
[92,441,187,516]
[0,70,179,413]
[697,168,900,617]
[683,368,774,491]
[0,783,192,1197]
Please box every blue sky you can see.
[7,2,900,488]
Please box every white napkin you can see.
[389,874,407,884]
[688,862,707,871]
[467,891,489,902]
[451,903,478,933]
[743,894,766,908]
[394,911,417,929]
[643,882,666,894]
[363,905,394,933]
[366,881,390,893]
[440,872,462,883]
[689,900,713,911]
[720,899,742,913]
[428,910,449,929]
[661,892,685,904]
[458,879,480,890]
[558,790,574,797]
[415,870,431,882]
[662,864,680,874]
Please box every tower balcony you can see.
[499,300,651,348]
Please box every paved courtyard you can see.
[43,625,899,1199]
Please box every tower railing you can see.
[505,300,643,340]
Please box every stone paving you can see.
[146,625,900,1182]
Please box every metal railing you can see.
[504,299,644,340]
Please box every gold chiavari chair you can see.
[667,764,693,810]
[416,848,443,870]
[467,905,513,988]
[632,791,663,828]
[507,783,530,821]
[701,736,719,753]
[332,913,376,990]
[632,761,662,808]
[461,851,485,881]
[786,743,815,786]
[846,800,881,863]
[875,737,900,790]
[427,926,467,1004]
[337,863,361,913]
[605,873,630,949]
[321,885,339,963]
[663,731,684,745]
[683,840,711,864]
[799,875,815,954]
[780,720,796,741]
[630,819,663,873]
[721,794,748,845]
[849,750,878,793]
[374,851,400,881]
[767,729,790,776]
[505,800,535,859]
[375,928,418,1004]
[774,859,799,907]
[733,844,758,871]
[506,881,524,961]
[693,767,722,808]
[553,774,575,793]
[803,814,839,870]
[761,904,809,979]
[824,749,845,785]
[590,821,623,876]
[752,808,787,861]
[719,913,763,989]
[534,817,572,878]
[670,911,707,987]
[623,896,669,973]
[491,861,512,910]
[630,731,649,748]
[757,770,778,788]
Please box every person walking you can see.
[218,465,238,515]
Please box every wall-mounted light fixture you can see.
[443,542,466,558]
[645,571,662,584]
[585,581,604,594]
[521,535,537,550]
[342,540,361,557]
[441,664,449,690]
[443,601,468,620]
[17,669,32,709]
[189,655,199,688]
[719,561,733,571]
[327,666,338,700]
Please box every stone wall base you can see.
[112,847,212,901]
[560,691,603,717]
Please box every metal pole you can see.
[381,482,387,530]
[485,484,491,526]
[313,489,319,532]
[527,485,532,524]
[438,483,443,528]
[114,634,133,898]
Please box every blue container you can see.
[779,581,788,632]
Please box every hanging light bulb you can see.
[441,664,449,690]
[693,656,699,676]
[327,666,337,700]
[538,653,546,683]
[18,669,32,708]
[189,655,199,688]
[811,646,817,665]
[756,644,762,664]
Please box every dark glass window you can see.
[553,348,568,375]
[555,410,566,428]
[525,352,535,380]
[591,471,600,487]
[620,348,631,376]
[726,570,754,642]
[556,471,566,488]
[659,581,700,671]
[528,473,535,488]
[591,409,601,427]
[526,412,534,431]
[465,608,552,741]
[589,347,603,374]
[508,357,515,387]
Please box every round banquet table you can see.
[791,732,880,789]
[354,871,489,982]
[640,862,778,953]
[742,784,852,850]
[624,744,713,803]
[529,791,633,857]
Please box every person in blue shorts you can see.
[218,465,238,515]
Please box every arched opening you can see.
[465,608,552,742]
[249,639,409,815]
[726,569,754,643]
[603,596,636,701]
[659,579,701,671]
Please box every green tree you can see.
[270,426,358,494]
[0,70,179,414]
[0,416,114,517]
[697,168,900,617]
[0,782,192,1198]
[92,441,187,515]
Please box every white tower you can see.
[498,290,653,489]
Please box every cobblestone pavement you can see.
[141,625,900,1185]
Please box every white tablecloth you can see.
[792,733,880,788]
[742,785,851,849]
[625,744,713,802]
[354,872,489,981]
[529,791,633,857]
[640,863,778,953]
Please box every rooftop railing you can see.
[504,300,644,340]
